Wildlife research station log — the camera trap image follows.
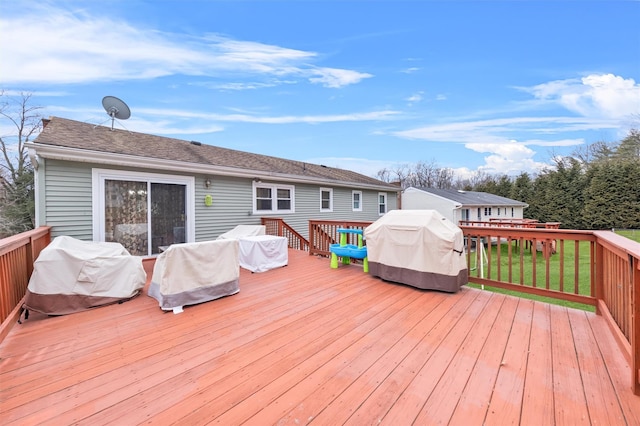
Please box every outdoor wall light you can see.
[204,178,211,188]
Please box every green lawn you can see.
[616,229,640,243]
[467,239,594,311]
[466,230,639,311]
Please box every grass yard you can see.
[616,229,640,243]
[467,239,594,311]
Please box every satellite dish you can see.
[101,96,131,130]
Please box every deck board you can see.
[1,249,639,425]
[521,301,554,425]
[549,304,591,425]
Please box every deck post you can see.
[595,240,604,316]
[633,255,640,395]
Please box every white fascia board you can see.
[27,143,398,192]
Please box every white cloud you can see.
[392,117,590,176]
[464,141,549,175]
[0,5,371,88]
[56,104,400,135]
[524,74,640,119]
[307,67,372,88]
[135,108,399,125]
[406,92,423,104]
[390,73,638,175]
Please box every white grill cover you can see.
[24,236,146,315]
[364,210,468,292]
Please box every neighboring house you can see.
[26,117,399,256]
[402,187,528,225]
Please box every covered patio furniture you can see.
[238,235,288,272]
[23,236,146,316]
[148,239,240,313]
[216,225,266,240]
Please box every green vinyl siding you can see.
[195,175,260,241]
[39,159,398,244]
[44,159,93,240]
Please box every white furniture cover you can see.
[238,235,288,272]
[217,225,266,240]
[23,236,146,315]
[148,239,240,312]
[364,210,468,292]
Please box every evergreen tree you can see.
[527,169,553,222]
[510,172,534,215]
[494,175,513,198]
[583,159,640,229]
[613,129,640,161]
[526,159,586,228]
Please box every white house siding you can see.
[401,190,459,223]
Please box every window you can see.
[92,169,194,256]
[484,207,492,216]
[497,208,500,216]
[253,182,295,214]
[352,191,363,211]
[511,207,514,217]
[320,188,333,212]
[378,192,387,215]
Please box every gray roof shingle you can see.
[34,117,397,189]
[412,187,527,206]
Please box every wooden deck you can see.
[1,249,639,425]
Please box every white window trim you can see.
[252,181,295,215]
[320,187,333,212]
[92,168,195,245]
[378,192,387,215]
[352,190,363,212]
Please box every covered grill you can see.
[364,210,468,292]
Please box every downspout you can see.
[28,148,42,227]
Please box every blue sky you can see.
[2,0,639,179]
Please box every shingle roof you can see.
[34,117,397,189]
[412,187,527,206]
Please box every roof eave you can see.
[26,143,399,192]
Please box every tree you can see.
[0,91,42,237]
[510,172,534,212]
[571,140,615,164]
[527,158,586,228]
[583,160,640,229]
[613,129,640,161]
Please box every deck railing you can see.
[308,220,373,257]
[0,223,638,394]
[0,226,51,340]
[261,218,310,252]
[459,225,640,395]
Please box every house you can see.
[25,117,399,256]
[401,187,528,225]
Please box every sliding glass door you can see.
[94,169,194,256]
[150,183,186,252]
